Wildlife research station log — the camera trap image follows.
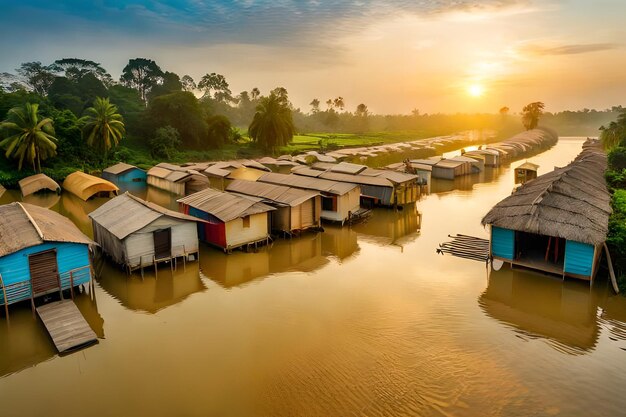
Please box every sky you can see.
[0,0,625,115]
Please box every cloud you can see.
[519,42,619,56]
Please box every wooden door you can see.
[29,249,60,295]
[153,228,172,260]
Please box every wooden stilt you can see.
[554,238,559,263]
[545,237,552,262]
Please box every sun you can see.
[468,84,484,97]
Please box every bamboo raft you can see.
[437,234,490,263]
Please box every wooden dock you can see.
[36,300,98,353]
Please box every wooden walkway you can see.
[36,300,98,353]
[437,234,490,262]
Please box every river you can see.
[0,137,625,417]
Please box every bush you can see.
[605,169,626,190]
[607,190,626,291]
[150,126,181,160]
[608,147,626,171]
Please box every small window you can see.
[322,196,337,212]
[242,215,250,228]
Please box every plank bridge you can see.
[36,300,98,353]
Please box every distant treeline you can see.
[0,57,622,178]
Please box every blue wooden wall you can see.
[0,242,91,305]
[103,168,146,184]
[491,226,515,260]
[564,240,595,277]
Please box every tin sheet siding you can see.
[564,240,595,277]
[117,169,147,183]
[225,213,269,248]
[491,227,515,260]
[329,187,361,222]
[0,242,91,303]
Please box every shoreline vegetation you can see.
[0,57,622,187]
[601,109,626,291]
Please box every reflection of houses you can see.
[89,193,201,272]
[483,141,611,281]
[257,172,360,224]
[0,291,103,376]
[178,188,275,251]
[226,180,322,234]
[352,206,422,246]
[199,234,329,288]
[0,203,94,315]
[96,261,206,314]
[0,184,4,198]
[62,172,119,201]
[102,162,147,184]
[479,268,599,354]
[320,225,359,261]
[18,173,60,197]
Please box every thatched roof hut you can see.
[62,172,119,201]
[482,143,610,245]
[0,203,94,310]
[18,174,60,197]
[482,140,611,280]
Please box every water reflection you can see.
[352,205,421,247]
[21,192,61,209]
[96,261,207,314]
[200,227,361,288]
[431,167,507,193]
[0,290,103,377]
[479,268,599,355]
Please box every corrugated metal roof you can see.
[178,188,275,223]
[293,168,394,187]
[258,172,357,195]
[226,180,319,207]
[88,192,201,240]
[435,160,467,169]
[0,202,93,257]
[204,166,231,178]
[147,166,171,179]
[165,170,191,183]
[18,173,60,197]
[516,162,539,171]
[62,172,119,201]
[103,162,142,176]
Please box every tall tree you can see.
[238,91,251,105]
[198,73,232,102]
[181,75,196,92]
[50,58,113,86]
[310,98,320,114]
[521,102,545,130]
[206,114,232,147]
[355,103,369,117]
[148,71,183,100]
[148,91,207,147]
[80,97,125,160]
[16,62,55,96]
[248,91,295,151]
[325,99,333,110]
[120,58,164,104]
[250,87,260,100]
[0,102,57,171]
[600,110,626,150]
[333,97,345,111]
[499,106,510,116]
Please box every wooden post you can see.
[544,237,552,262]
[69,271,75,300]
[29,280,35,318]
[554,238,559,263]
[0,274,9,322]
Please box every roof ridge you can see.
[16,202,44,240]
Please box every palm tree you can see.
[248,92,294,151]
[600,110,626,150]
[81,97,125,161]
[0,102,57,172]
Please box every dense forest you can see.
[0,57,623,186]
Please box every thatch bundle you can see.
[482,139,611,245]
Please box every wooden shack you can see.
[482,141,610,282]
[514,162,539,184]
[431,159,472,180]
[62,171,119,201]
[466,150,500,167]
[102,162,147,184]
[178,188,275,252]
[0,203,94,315]
[147,163,208,196]
[18,174,60,197]
[306,162,420,206]
[257,172,361,224]
[89,193,201,272]
[226,179,321,234]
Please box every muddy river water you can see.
[1,137,625,417]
